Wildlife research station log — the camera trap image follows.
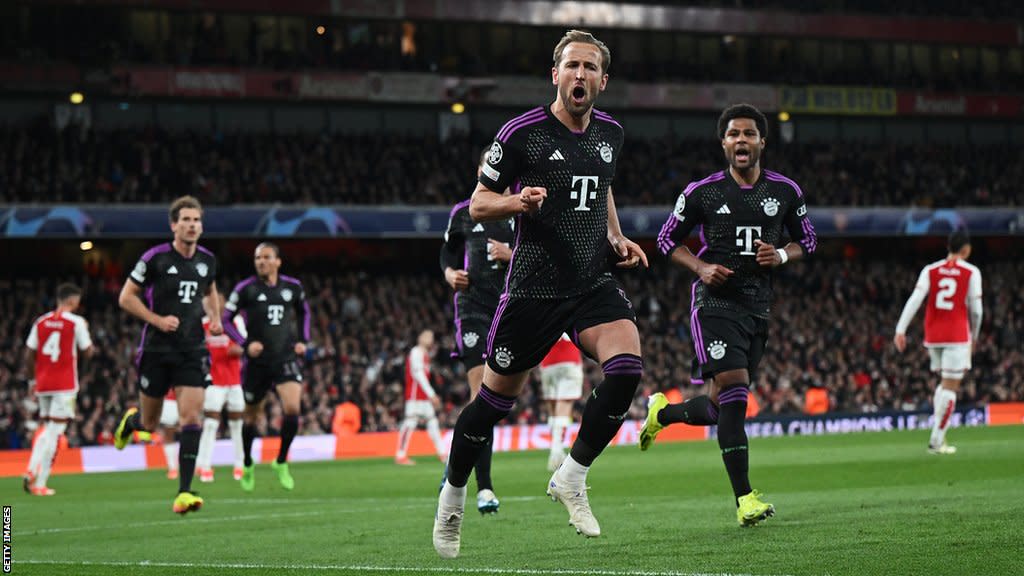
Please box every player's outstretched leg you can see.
[549,354,642,538]
[434,384,514,557]
[640,392,719,450]
[434,481,466,558]
[114,407,144,450]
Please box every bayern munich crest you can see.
[462,332,479,348]
[494,346,514,369]
[761,198,780,217]
[599,142,613,163]
[281,288,293,302]
[195,262,208,277]
[708,340,728,360]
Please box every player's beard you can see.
[561,84,595,118]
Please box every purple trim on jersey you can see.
[656,215,678,255]
[223,307,245,345]
[496,107,545,143]
[718,387,749,405]
[134,286,156,366]
[232,275,259,295]
[449,199,471,220]
[657,172,725,255]
[301,300,312,342]
[800,218,818,254]
[196,244,215,258]
[707,402,719,420]
[593,109,623,130]
[140,243,172,263]
[478,385,515,411]
[280,274,303,286]
[570,128,585,135]
[691,378,705,386]
[764,170,804,198]
[453,293,463,355]
[740,185,753,190]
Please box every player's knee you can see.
[598,353,644,412]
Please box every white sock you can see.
[426,418,445,458]
[197,418,219,471]
[440,480,467,509]
[549,416,570,456]
[396,418,416,458]
[228,419,244,468]
[27,424,47,476]
[35,422,65,488]
[556,454,589,486]
[931,388,957,446]
[164,442,179,471]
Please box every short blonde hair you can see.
[552,29,611,74]
[169,195,203,223]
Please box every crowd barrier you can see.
[3,403,1021,478]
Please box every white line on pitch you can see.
[17,560,793,576]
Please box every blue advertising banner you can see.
[1,206,1021,239]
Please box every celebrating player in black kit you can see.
[223,242,310,492]
[434,30,648,558]
[440,147,515,515]
[644,104,818,526]
[115,195,223,515]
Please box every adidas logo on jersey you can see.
[716,204,732,215]
[257,293,268,302]
[472,223,485,232]
[549,149,565,161]
[167,265,178,274]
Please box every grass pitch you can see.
[11,426,1024,576]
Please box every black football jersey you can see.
[479,105,624,299]
[224,275,310,364]
[440,198,515,309]
[657,169,817,318]
[129,243,218,352]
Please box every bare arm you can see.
[119,280,175,331]
[469,182,545,222]
[606,186,648,268]
[204,282,223,335]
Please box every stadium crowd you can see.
[1,123,1019,208]
[1,255,1020,449]
[8,2,1021,92]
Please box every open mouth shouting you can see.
[734,146,752,164]
[570,85,587,106]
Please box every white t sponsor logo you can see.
[735,226,762,256]
[268,304,285,325]
[178,281,199,303]
[571,175,599,211]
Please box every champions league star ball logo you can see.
[462,332,479,349]
[599,142,613,163]
[195,262,209,277]
[281,289,293,302]
[708,340,727,360]
[488,142,503,165]
[494,346,514,369]
[673,193,686,222]
[761,198,780,217]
